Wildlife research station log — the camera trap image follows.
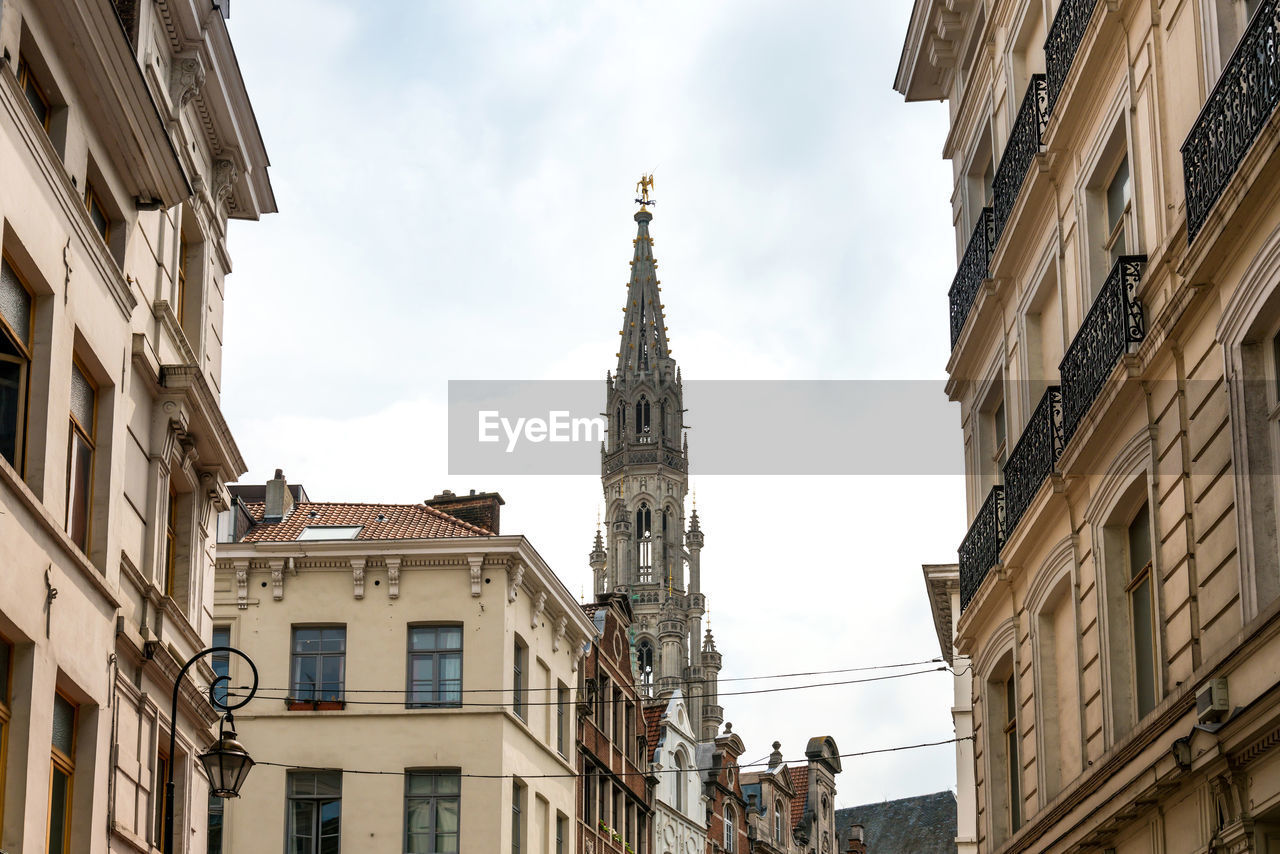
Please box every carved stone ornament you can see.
[507,561,524,603]
[385,556,401,599]
[212,158,238,209]
[553,615,567,652]
[167,53,205,120]
[352,558,366,599]
[234,561,249,610]
[468,554,484,597]
[531,591,547,629]
[269,559,284,602]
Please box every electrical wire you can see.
[250,736,973,780]
[199,657,948,699]
[214,666,948,708]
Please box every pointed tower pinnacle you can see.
[617,206,670,377]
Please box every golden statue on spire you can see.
[635,174,655,206]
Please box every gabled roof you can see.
[835,791,957,854]
[239,501,492,542]
[787,766,808,828]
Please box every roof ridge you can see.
[243,499,493,535]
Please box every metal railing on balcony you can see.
[992,75,1049,243]
[1182,0,1280,243]
[1059,256,1147,443]
[948,207,995,348]
[959,485,1005,612]
[1044,0,1100,114]
[1002,387,1064,537]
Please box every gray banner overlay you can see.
[449,380,963,475]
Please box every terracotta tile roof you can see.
[788,766,808,828]
[239,501,493,542]
[643,704,663,757]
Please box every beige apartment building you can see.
[0,0,271,852]
[900,0,1280,851]
[213,474,596,853]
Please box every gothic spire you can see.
[617,207,670,377]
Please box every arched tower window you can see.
[637,503,653,583]
[660,398,668,439]
[637,639,654,694]
[662,508,672,586]
[615,403,626,448]
[774,799,784,842]
[635,396,651,435]
[673,749,687,812]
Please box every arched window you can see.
[637,639,654,694]
[661,508,671,585]
[774,799,784,842]
[673,750,686,812]
[615,403,625,447]
[636,504,653,583]
[660,398,668,439]
[635,396,651,434]
[724,805,736,852]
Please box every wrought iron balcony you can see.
[959,485,1005,612]
[949,207,995,348]
[1002,387,1064,537]
[992,75,1049,243]
[1182,0,1280,243]
[1044,0,1100,114]
[1059,256,1147,444]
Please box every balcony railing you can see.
[1059,256,1147,443]
[959,485,1005,612]
[1002,386,1064,537]
[1044,0,1100,114]
[949,207,995,348]
[992,75,1049,243]
[1182,0,1280,243]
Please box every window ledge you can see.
[286,700,345,711]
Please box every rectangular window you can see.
[211,627,231,709]
[405,770,460,854]
[154,751,169,843]
[83,182,110,243]
[512,638,526,720]
[556,683,567,756]
[0,637,10,838]
[0,257,32,474]
[176,237,189,326]
[1003,675,1021,833]
[16,60,50,130]
[164,482,178,596]
[555,813,566,854]
[65,361,95,551]
[407,626,462,708]
[1127,502,1157,718]
[207,792,224,854]
[291,627,346,704]
[511,780,524,854]
[47,692,76,854]
[287,770,341,854]
[1104,156,1131,265]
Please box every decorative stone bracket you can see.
[233,559,250,610]
[507,561,524,603]
[553,616,568,652]
[167,52,205,121]
[385,556,401,599]
[468,554,484,597]
[531,591,547,629]
[351,557,366,599]
[268,558,285,602]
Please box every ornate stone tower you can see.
[591,194,723,741]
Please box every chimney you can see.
[425,489,504,534]
[845,824,866,854]
[263,469,294,522]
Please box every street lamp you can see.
[165,645,259,854]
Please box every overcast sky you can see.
[221,1,965,808]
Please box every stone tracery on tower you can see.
[589,196,724,742]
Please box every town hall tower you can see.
[589,191,724,741]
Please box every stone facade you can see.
[592,203,723,742]
[214,473,596,853]
[0,0,271,851]
[739,738,842,854]
[899,0,1280,851]
[646,692,709,854]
